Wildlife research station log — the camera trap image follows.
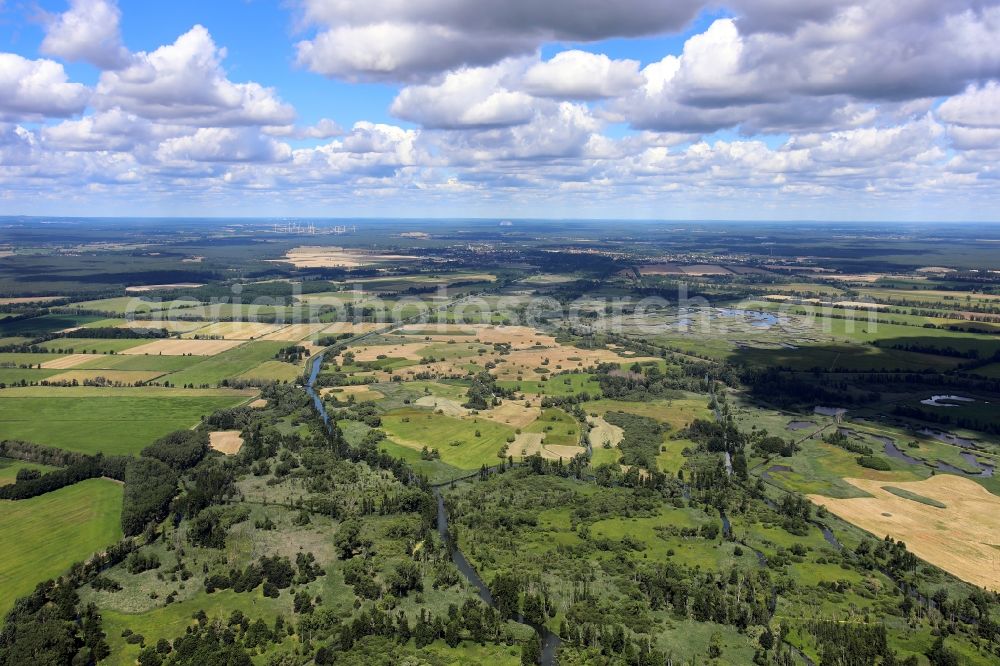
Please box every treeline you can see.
[148,279,332,305]
[0,439,111,468]
[0,454,126,500]
[894,404,1000,435]
[0,427,214,540]
[875,340,983,359]
[64,326,169,339]
[742,368,879,408]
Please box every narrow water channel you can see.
[306,354,561,665]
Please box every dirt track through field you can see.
[809,475,1000,591]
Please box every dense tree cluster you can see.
[0,453,126,500]
[603,411,666,469]
[0,581,109,666]
[141,430,209,471]
[121,457,178,536]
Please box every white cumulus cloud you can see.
[40,0,131,70]
[155,128,292,163]
[390,62,535,129]
[521,51,642,99]
[294,0,705,81]
[95,25,294,127]
[0,54,90,120]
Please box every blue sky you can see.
[0,0,998,220]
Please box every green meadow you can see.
[381,407,514,470]
[0,386,252,454]
[498,372,602,397]
[0,479,123,618]
[165,341,288,386]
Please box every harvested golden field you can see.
[351,343,429,361]
[321,385,385,402]
[509,432,545,458]
[124,283,204,292]
[681,264,733,275]
[414,395,467,416]
[494,346,655,380]
[588,415,624,448]
[45,370,165,384]
[320,322,383,336]
[293,290,370,306]
[809,475,1000,592]
[272,246,418,268]
[544,444,587,459]
[391,323,556,348]
[39,354,92,369]
[259,323,327,342]
[394,323,476,337]
[117,319,205,334]
[823,273,895,282]
[122,339,244,356]
[0,296,65,305]
[478,400,540,429]
[467,324,558,348]
[339,325,652,383]
[247,398,268,408]
[209,430,244,455]
[183,321,285,340]
[507,433,584,462]
[831,301,892,310]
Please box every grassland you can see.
[36,338,151,353]
[525,407,580,447]
[381,407,514,470]
[165,341,287,386]
[497,372,602,397]
[0,478,123,617]
[0,367,61,383]
[0,386,253,454]
[882,485,948,508]
[73,353,204,372]
[236,359,303,382]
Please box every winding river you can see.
[306,354,561,664]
